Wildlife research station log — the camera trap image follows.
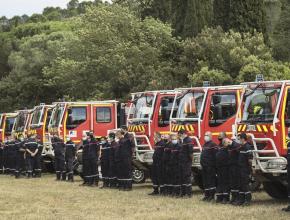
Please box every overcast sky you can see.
[0,0,111,18]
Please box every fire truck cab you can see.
[0,113,17,143]
[27,104,53,157]
[11,109,33,139]
[235,77,290,199]
[170,85,244,187]
[127,90,177,182]
[48,101,120,143]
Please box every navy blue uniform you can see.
[0,143,3,174]
[200,140,218,200]
[24,138,39,178]
[100,142,111,187]
[162,143,172,195]
[115,137,133,190]
[108,141,118,187]
[65,140,76,182]
[82,138,100,186]
[14,140,25,178]
[216,146,230,202]
[179,137,194,197]
[151,140,166,194]
[170,143,181,196]
[228,141,240,203]
[52,137,65,180]
[287,142,290,204]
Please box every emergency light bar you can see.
[256,74,264,82]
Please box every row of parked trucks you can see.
[0,76,289,199]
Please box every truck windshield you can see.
[31,107,43,125]
[14,112,27,132]
[242,87,281,123]
[130,94,155,120]
[50,105,64,128]
[176,91,205,119]
[5,117,15,134]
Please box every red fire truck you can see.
[48,101,121,143]
[11,109,33,139]
[235,77,290,199]
[126,90,177,182]
[169,85,244,187]
[0,113,17,143]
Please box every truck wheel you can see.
[132,168,145,184]
[263,181,288,200]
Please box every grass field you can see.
[0,174,289,220]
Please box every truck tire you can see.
[132,168,146,184]
[263,181,288,200]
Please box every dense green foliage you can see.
[0,0,289,112]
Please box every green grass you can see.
[0,174,289,220]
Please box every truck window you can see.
[5,117,15,135]
[158,97,177,127]
[45,110,52,132]
[96,107,111,123]
[209,93,237,127]
[285,90,290,127]
[66,107,87,129]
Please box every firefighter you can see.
[100,136,110,188]
[34,136,43,178]
[200,131,218,201]
[178,129,194,197]
[148,132,166,195]
[25,134,39,178]
[215,138,230,203]
[5,137,15,175]
[65,136,76,182]
[52,135,66,181]
[235,133,253,206]
[14,135,26,179]
[162,134,173,196]
[82,132,100,187]
[218,132,227,147]
[115,130,133,191]
[228,137,241,204]
[282,128,290,212]
[108,133,117,188]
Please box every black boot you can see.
[234,193,245,206]
[230,191,239,204]
[216,194,223,203]
[159,185,165,195]
[148,186,159,195]
[181,185,186,197]
[185,185,193,198]
[174,186,181,197]
[68,173,74,182]
[208,189,215,202]
[202,190,209,201]
[61,172,67,181]
[124,180,132,191]
[243,193,252,206]
[80,177,88,186]
[15,170,20,179]
[56,172,61,181]
[222,193,230,204]
[27,171,33,179]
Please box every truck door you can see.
[93,104,116,137]
[204,90,238,142]
[65,105,90,143]
[282,87,290,152]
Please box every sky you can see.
[0,0,111,18]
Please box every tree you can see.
[213,0,230,30]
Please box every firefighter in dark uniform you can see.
[200,131,218,201]
[82,132,100,186]
[108,133,117,188]
[25,134,39,178]
[162,134,173,196]
[14,135,26,178]
[52,135,66,181]
[215,138,230,203]
[115,130,133,191]
[282,129,290,212]
[100,136,110,188]
[178,129,194,197]
[235,133,253,206]
[228,137,241,204]
[149,132,166,195]
[3,139,8,174]
[34,137,43,178]
[65,136,76,182]
[6,137,15,175]
[0,142,3,174]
